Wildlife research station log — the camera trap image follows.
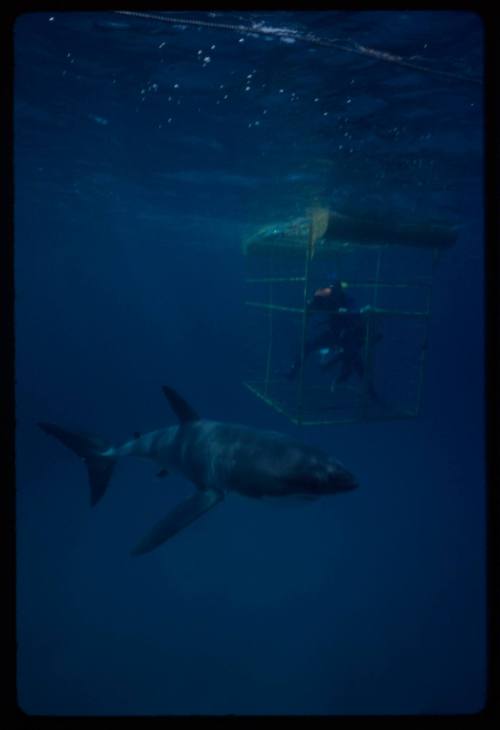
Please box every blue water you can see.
[15,11,485,715]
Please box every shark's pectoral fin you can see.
[131,488,224,556]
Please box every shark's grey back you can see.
[173,420,345,498]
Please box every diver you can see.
[285,278,382,400]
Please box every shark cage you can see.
[242,207,457,426]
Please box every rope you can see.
[115,10,258,34]
[114,10,482,86]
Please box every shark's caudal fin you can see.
[38,422,117,506]
[162,385,200,424]
[131,488,224,556]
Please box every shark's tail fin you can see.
[38,422,117,506]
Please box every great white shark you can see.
[39,385,358,555]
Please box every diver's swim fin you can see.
[131,488,224,556]
[38,422,116,506]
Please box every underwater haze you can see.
[14,11,485,715]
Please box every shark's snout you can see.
[322,460,359,494]
[332,467,358,492]
[285,458,358,496]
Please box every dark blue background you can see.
[15,11,485,715]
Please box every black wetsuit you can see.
[287,287,380,397]
[288,310,364,378]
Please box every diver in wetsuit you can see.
[286,279,381,400]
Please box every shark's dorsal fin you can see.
[162,386,200,424]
